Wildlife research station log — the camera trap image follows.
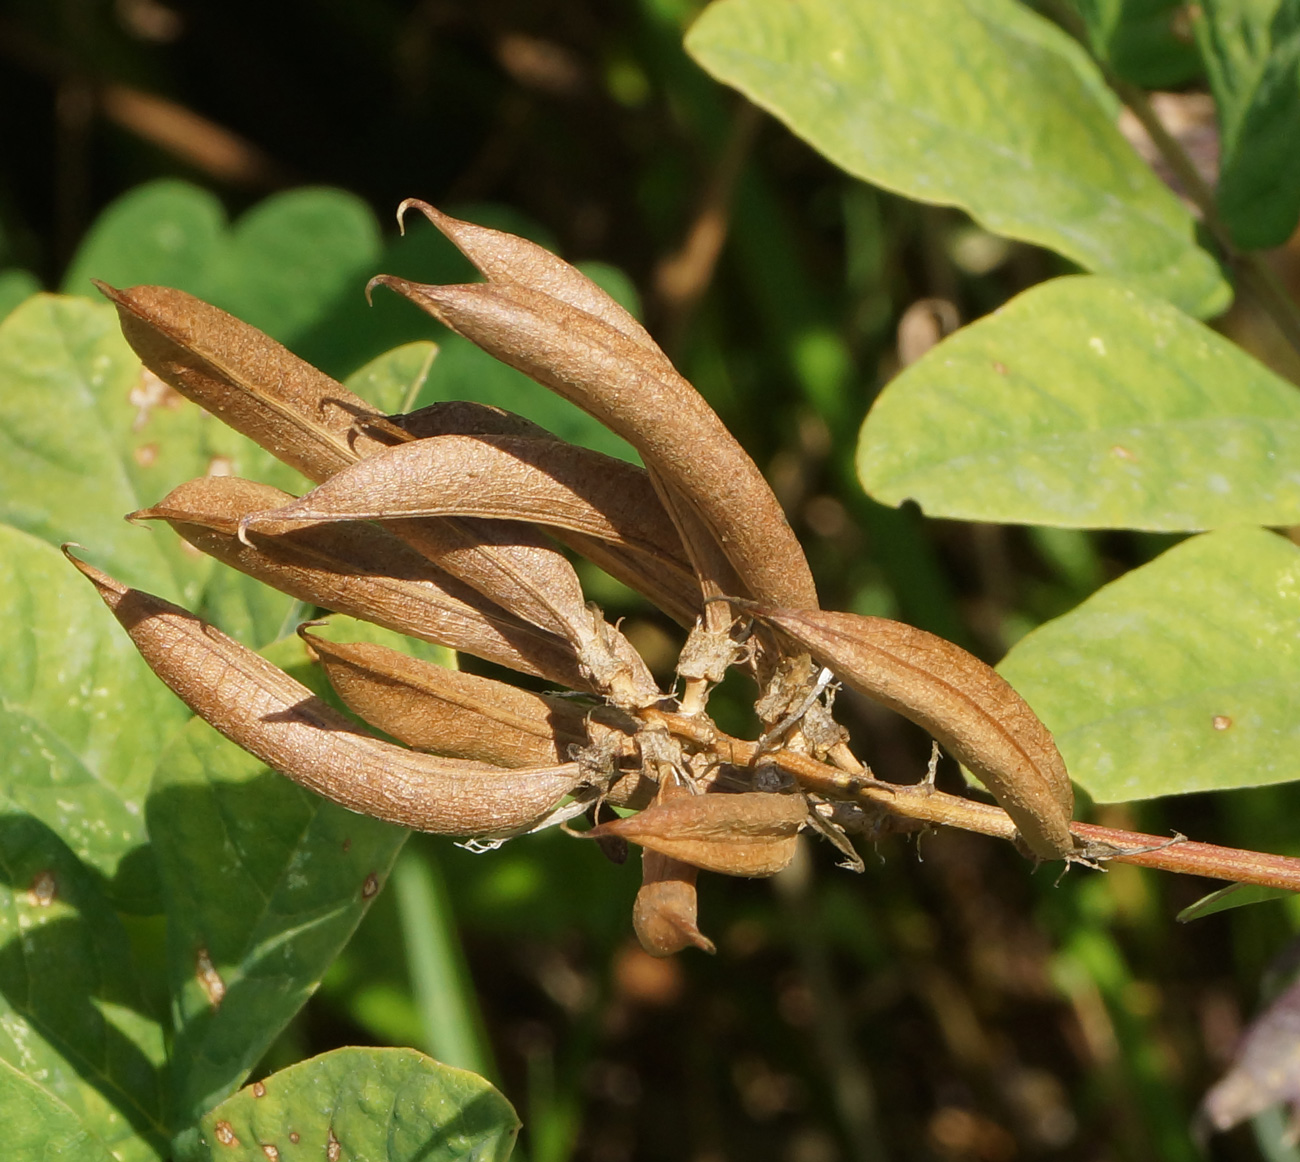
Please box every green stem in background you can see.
[1116,80,1300,358]
[775,843,890,1162]
[392,844,496,1080]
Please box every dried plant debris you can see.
[1199,970,1300,1142]
[77,204,1078,954]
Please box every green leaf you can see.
[0,528,188,910]
[0,814,168,1161]
[60,181,225,301]
[0,269,41,322]
[686,0,1230,317]
[998,527,1300,802]
[0,1058,119,1162]
[205,188,381,347]
[149,632,409,1125]
[858,276,1300,530]
[1195,0,1300,249]
[1072,0,1202,88]
[196,1047,518,1162]
[1176,882,1294,922]
[344,341,439,417]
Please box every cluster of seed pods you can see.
[70,200,1078,956]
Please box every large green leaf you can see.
[998,527,1300,802]
[0,270,40,322]
[0,529,188,910]
[686,0,1230,317]
[1196,0,1300,249]
[60,181,225,302]
[196,1048,518,1162]
[204,189,381,348]
[0,814,168,1161]
[858,276,1300,530]
[149,631,413,1127]
[0,1058,120,1162]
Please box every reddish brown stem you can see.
[645,709,1300,893]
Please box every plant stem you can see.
[1117,80,1300,357]
[646,709,1300,893]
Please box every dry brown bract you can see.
[73,202,1079,957]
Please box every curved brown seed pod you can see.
[633,851,717,957]
[369,276,818,613]
[66,552,584,835]
[301,630,613,768]
[743,606,1076,860]
[398,199,666,361]
[133,476,590,689]
[244,434,699,613]
[96,282,390,481]
[95,282,608,646]
[584,791,807,878]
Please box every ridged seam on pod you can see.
[742,605,1076,860]
[66,551,585,835]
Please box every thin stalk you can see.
[1117,80,1300,357]
[644,709,1300,893]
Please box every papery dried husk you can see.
[133,476,589,689]
[98,282,635,653]
[97,282,392,479]
[585,790,807,877]
[67,551,584,835]
[745,606,1076,860]
[368,274,818,614]
[633,851,716,957]
[243,433,702,625]
[301,630,637,769]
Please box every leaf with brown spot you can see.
[133,475,590,688]
[744,605,1076,860]
[67,550,585,835]
[368,274,817,613]
[302,629,633,768]
[585,790,807,877]
[245,433,702,624]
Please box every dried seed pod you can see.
[398,199,665,360]
[633,851,716,957]
[96,282,390,481]
[369,274,818,613]
[133,476,589,689]
[96,282,616,647]
[67,551,584,835]
[243,434,701,624]
[584,790,807,877]
[302,630,634,768]
[744,606,1076,860]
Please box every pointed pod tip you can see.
[395,198,441,238]
[61,545,125,601]
[89,278,122,302]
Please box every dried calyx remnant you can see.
[70,199,1080,957]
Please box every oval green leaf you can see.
[998,527,1300,802]
[197,1048,518,1162]
[859,277,1300,530]
[686,0,1229,316]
